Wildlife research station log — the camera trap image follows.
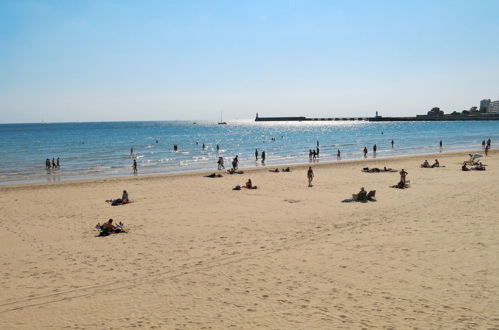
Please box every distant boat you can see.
[218,111,227,125]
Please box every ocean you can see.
[0,120,497,185]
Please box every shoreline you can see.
[0,148,490,190]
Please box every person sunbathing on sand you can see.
[421,160,430,168]
[391,180,410,189]
[351,188,376,202]
[227,168,244,174]
[472,163,486,171]
[205,173,223,178]
[102,219,116,232]
[121,190,129,203]
[356,187,367,201]
[107,191,130,205]
[269,168,280,172]
[462,163,470,171]
[245,179,253,188]
[431,159,440,168]
[282,167,291,172]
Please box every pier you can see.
[254,113,499,122]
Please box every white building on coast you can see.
[489,100,499,113]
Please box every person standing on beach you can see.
[255,149,258,161]
[132,159,137,174]
[373,144,377,157]
[45,158,51,169]
[316,147,320,158]
[400,169,408,184]
[439,140,443,150]
[317,140,319,147]
[56,157,60,168]
[487,138,491,148]
[307,166,314,187]
[485,145,489,156]
[363,147,368,158]
[482,140,486,150]
[337,149,341,160]
[391,140,394,148]
[217,157,224,170]
[52,158,56,168]
[216,144,220,153]
[261,151,266,164]
[232,155,239,170]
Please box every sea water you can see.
[0,120,497,185]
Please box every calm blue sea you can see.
[0,120,497,185]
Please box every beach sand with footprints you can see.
[0,150,498,329]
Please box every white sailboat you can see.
[218,111,227,125]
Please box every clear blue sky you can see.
[1,0,498,123]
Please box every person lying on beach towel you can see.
[362,167,381,173]
[342,188,376,202]
[471,163,486,171]
[227,169,244,174]
[205,173,223,178]
[390,180,410,189]
[363,167,396,173]
[95,219,129,237]
[106,190,132,206]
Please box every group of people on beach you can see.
[309,148,320,162]
[45,157,60,170]
[421,159,440,168]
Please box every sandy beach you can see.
[0,150,498,329]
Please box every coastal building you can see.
[479,99,491,112]
[489,100,499,113]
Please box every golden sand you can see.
[0,150,498,329]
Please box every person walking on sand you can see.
[217,156,225,170]
[307,166,314,187]
[255,149,258,161]
[399,169,408,184]
[363,147,368,159]
[337,149,341,160]
[261,151,266,164]
[132,159,137,174]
